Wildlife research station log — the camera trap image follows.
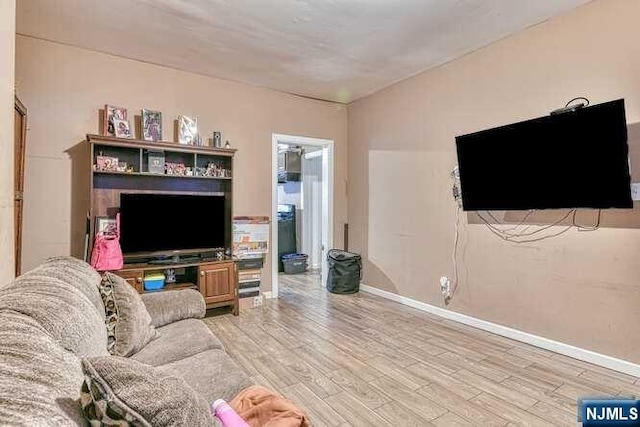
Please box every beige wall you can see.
[0,0,15,285]
[15,36,347,292]
[348,0,640,363]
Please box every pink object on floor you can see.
[213,399,250,427]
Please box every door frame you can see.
[14,97,27,277]
[271,133,334,298]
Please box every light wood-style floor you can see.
[204,272,640,426]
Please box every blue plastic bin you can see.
[144,273,165,291]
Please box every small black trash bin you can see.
[282,253,308,274]
[326,249,362,294]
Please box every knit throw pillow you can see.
[97,273,158,356]
[80,356,215,426]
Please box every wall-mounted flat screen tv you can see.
[455,99,632,211]
[119,193,226,254]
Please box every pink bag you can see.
[90,214,123,271]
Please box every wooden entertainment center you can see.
[86,134,239,315]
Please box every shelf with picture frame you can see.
[87,131,237,247]
[89,134,235,177]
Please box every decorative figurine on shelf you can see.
[164,269,176,284]
[213,131,222,148]
[224,140,231,148]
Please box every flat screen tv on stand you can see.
[119,193,227,264]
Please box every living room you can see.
[3,0,640,425]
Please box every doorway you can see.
[271,134,334,298]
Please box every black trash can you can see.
[326,249,362,294]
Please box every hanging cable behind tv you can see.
[550,96,590,115]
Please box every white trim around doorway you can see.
[271,133,334,298]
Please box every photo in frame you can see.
[95,217,117,236]
[178,115,197,145]
[142,109,162,141]
[113,119,132,138]
[95,155,119,171]
[103,105,127,136]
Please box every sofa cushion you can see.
[0,310,87,426]
[81,356,215,427]
[140,289,206,328]
[99,272,158,357]
[130,318,224,366]
[30,256,105,319]
[157,349,253,402]
[0,274,108,357]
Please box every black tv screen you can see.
[120,193,226,254]
[455,99,632,211]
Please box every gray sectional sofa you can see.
[0,256,251,426]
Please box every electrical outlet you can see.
[253,295,263,307]
[440,276,450,296]
[632,183,640,201]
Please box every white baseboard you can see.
[360,284,640,377]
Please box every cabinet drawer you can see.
[114,269,144,294]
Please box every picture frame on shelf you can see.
[142,109,162,142]
[95,155,119,171]
[103,105,127,136]
[113,119,132,138]
[95,216,117,236]
[178,115,197,145]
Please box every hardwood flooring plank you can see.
[369,375,448,421]
[324,392,392,427]
[427,338,488,362]
[527,401,575,426]
[469,393,554,426]
[417,383,507,426]
[306,341,384,382]
[249,355,300,390]
[295,344,344,375]
[366,356,430,390]
[500,376,575,412]
[328,369,392,410]
[579,370,640,396]
[361,341,421,367]
[375,401,436,427]
[284,359,344,399]
[431,412,475,426]
[282,383,346,427]
[405,363,482,400]
[452,369,538,409]
[554,382,611,401]
[509,347,587,377]
[438,351,511,382]
[400,345,461,375]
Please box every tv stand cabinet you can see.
[81,134,239,315]
[114,259,239,315]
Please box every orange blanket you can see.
[230,385,310,427]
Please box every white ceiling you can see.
[17,0,590,103]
